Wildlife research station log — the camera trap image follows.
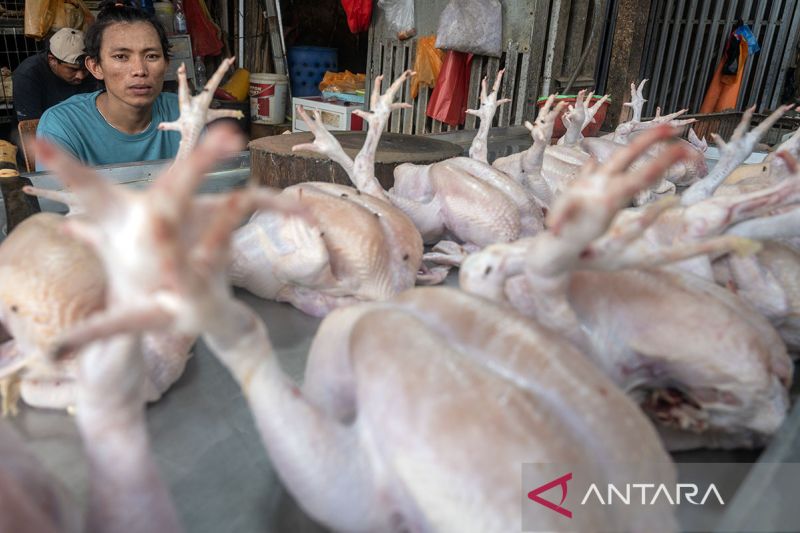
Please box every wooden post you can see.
[603,0,653,128]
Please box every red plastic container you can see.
[536,94,611,140]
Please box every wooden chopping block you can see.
[249,132,463,189]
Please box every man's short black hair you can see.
[84,0,172,63]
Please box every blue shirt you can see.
[36,91,181,170]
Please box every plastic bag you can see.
[734,24,760,55]
[411,36,443,99]
[435,0,502,57]
[341,0,373,33]
[427,50,472,126]
[318,70,366,94]
[378,0,415,40]
[52,0,94,32]
[25,0,59,39]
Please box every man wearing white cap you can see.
[12,27,97,121]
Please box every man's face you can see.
[86,21,168,110]
[48,55,89,85]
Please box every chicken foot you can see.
[75,334,182,533]
[491,94,567,198]
[682,105,793,205]
[158,57,243,161]
[558,90,610,146]
[467,69,511,163]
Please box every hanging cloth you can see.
[426,50,472,126]
[700,31,748,113]
[341,0,373,33]
[184,0,224,57]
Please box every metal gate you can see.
[639,0,800,116]
[0,19,45,125]
[366,0,610,135]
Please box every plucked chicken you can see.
[230,73,424,315]
[48,123,679,532]
[460,127,793,450]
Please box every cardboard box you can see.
[292,96,364,133]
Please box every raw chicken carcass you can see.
[601,80,697,145]
[0,60,244,412]
[497,83,698,209]
[681,105,794,205]
[460,126,793,450]
[375,72,546,269]
[563,108,800,282]
[719,165,800,353]
[0,213,193,413]
[231,73,424,315]
[719,123,800,193]
[573,81,708,203]
[491,94,568,201]
[491,91,605,201]
[229,177,424,316]
[46,123,679,531]
[211,286,678,532]
[652,110,800,353]
[714,242,800,352]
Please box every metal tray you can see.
[23,151,252,214]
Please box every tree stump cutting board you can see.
[249,132,464,189]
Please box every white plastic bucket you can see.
[250,73,288,125]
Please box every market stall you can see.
[1,0,800,531]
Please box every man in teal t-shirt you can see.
[36,3,181,170]
[36,90,180,169]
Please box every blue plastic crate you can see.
[288,46,338,97]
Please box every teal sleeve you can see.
[35,109,80,171]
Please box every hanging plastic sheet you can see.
[341,0,373,33]
[377,0,416,40]
[411,36,443,99]
[24,0,58,39]
[426,50,472,126]
[52,0,94,32]
[435,0,502,57]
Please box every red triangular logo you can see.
[527,472,573,518]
